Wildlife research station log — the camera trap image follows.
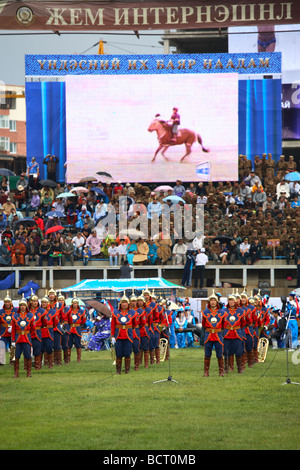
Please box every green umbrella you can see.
[56,192,76,198]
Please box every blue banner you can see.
[25,81,66,182]
[25,52,281,77]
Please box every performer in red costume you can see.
[11,295,36,378]
[201,291,226,377]
[142,288,156,365]
[136,294,151,369]
[129,292,141,371]
[28,290,45,371]
[111,293,137,374]
[0,291,17,362]
[223,293,246,374]
[41,293,58,369]
[67,296,86,363]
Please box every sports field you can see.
[1,347,299,451]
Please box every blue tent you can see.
[61,277,184,302]
[62,277,183,292]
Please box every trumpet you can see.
[9,344,16,362]
[257,337,269,363]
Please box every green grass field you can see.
[1,347,300,451]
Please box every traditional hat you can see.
[57,290,65,302]
[151,290,157,299]
[137,294,145,303]
[4,290,12,302]
[235,289,241,298]
[227,292,236,301]
[48,287,56,296]
[72,296,80,304]
[29,288,39,302]
[19,294,28,306]
[208,289,218,301]
[120,291,129,303]
[129,289,137,302]
[240,287,248,299]
[142,286,151,296]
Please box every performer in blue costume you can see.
[87,313,111,351]
[284,291,299,349]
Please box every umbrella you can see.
[45,225,64,235]
[46,210,65,218]
[285,171,300,182]
[0,168,15,177]
[79,176,97,183]
[90,187,107,197]
[213,236,233,245]
[40,179,57,188]
[163,195,185,204]
[120,228,146,239]
[70,186,89,193]
[154,185,173,192]
[55,192,76,198]
[166,301,180,310]
[85,300,112,317]
[96,171,113,178]
[15,218,36,228]
[65,297,85,306]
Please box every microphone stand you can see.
[282,310,300,386]
[153,308,178,384]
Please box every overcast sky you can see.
[0,29,165,86]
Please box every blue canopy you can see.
[61,277,184,293]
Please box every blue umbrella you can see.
[90,187,107,197]
[163,195,185,203]
[285,171,300,182]
[46,210,65,218]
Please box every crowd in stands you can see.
[0,152,299,272]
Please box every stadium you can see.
[0,0,300,454]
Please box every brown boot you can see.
[77,348,81,363]
[34,355,39,370]
[139,350,143,365]
[236,355,243,373]
[116,357,122,374]
[144,350,149,369]
[229,355,234,372]
[247,351,253,368]
[150,349,155,365]
[48,352,53,369]
[63,349,68,364]
[134,353,140,371]
[224,356,230,374]
[204,357,210,377]
[25,358,32,377]
[14,359,19,378]
[254,348,259,363]
[155,347,160,364]
[218,357,224,377]
[57,349,62,366]
[125,356,131,374]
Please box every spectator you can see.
[173,180,185,197]
[82,246,91,266]
[0,239,11,266]
[285,236,298,265]
[239,237,251,264]
[252,186,267,206]
[40,191,53,213]
[172,239,187,265]
[249,238,262,265]
[25,190,40,217]
[61,236,75,266]
[43,154,59,181]
[276,180,290,200]
[219,242,230,265]
[147,239,158,265]
[117,238,128,265]
[228,240,239,264]
[11,238,26,266]
[16,173,28,191]
[39,238,51,266]
[49,239,63,266]
[210,240,221,263]
[72,232,86,259]
[25,236,39,266]
[3,197,16,217]
[108,242,118,266]
[85,230,102,257]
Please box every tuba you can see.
[257,337,269,363]
[159,338,168,362]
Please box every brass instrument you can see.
[159,338,168,362]
[257,337,269,363]
[9,344,16,362]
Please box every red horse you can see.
[148,118,209,162]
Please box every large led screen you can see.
[65,73,239,183]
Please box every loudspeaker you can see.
[192,289,208,298]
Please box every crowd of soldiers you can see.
[0,289,86,378]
